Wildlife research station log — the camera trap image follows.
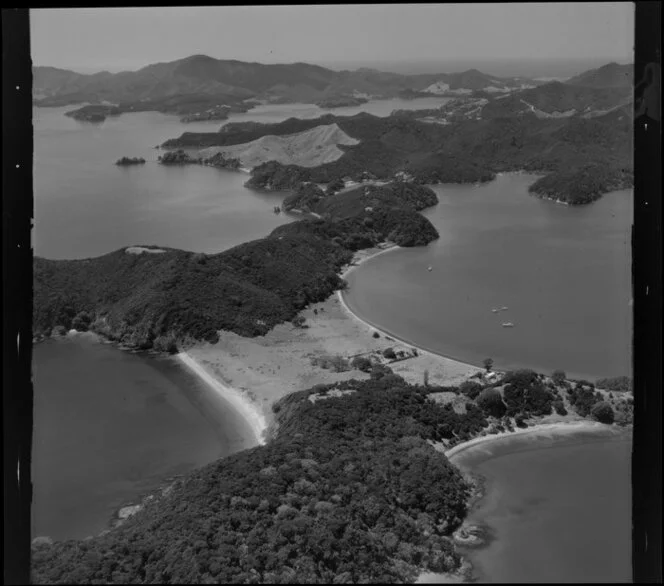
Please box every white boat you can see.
[491,308,499,313]
[501,306,509,311]
[427,266,433,271]
[502,322,514,328]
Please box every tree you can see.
[591,401,615,424]
[476,389,506,418]
[291,315,307,328]
[551,370,567,386]
[423,369,429,388]
[552,400,567,416]
[459,381,483,400]
[514,413,528,428]
[372,332,380,339]
[351,356,373,373]
[71,311,92,332]
[383,348,397,360]
[483,358,494,372]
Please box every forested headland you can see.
[32,182,439,348]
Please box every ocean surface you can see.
[33,97,449,260]
[452,430,632,583]
[32,333,256,541]
[343,174,633,381]
[31,97,451,540]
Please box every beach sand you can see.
[444,419,617,464]
[184,245,479,436]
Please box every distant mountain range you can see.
[565,62,633,88]
[32,54,545,110]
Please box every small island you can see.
[65,104,122,123]
[115,157,146,166]
[316,95,369,109]
[158,149,241,170]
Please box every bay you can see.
[342,173,633,380]
[33,96,450,260]
[32,333,256,541]
[453,431,632,583]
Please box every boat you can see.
[502,322,514,328]
[491,308,499,313]
[427,266,433,271]
[501,306,509,311]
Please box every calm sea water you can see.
[31,97,450,540]
[343,174,632,381]
[33,97,449,260]
[32,333,256,541]
[453,431,632,583]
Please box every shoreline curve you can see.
[177,351,268,446]
[445,420,625,463]
[338,246,481,372]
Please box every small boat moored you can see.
[502,322,514,328]
[427,266,433,272]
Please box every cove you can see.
[452,429,632,583]
[342,173,632,380]
[31,333,256,541]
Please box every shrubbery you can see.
[502,369,554,417]
[596,376,632,394]
[459,381,483,400]
[476,389,507,418]
[350,356,373,372]
[591,401,615,424]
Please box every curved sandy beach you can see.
[338,245,480,372]
[177,351,268,446]
[445,420,622,463]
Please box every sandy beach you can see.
[183,245,479,435]
[445,419,621,464]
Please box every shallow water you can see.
[342,174,632,380]
[31,333,255,541]
[453,430,632,583]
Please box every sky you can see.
[30,4,634,74]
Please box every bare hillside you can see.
[196,123,359,168]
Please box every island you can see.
[160,82,632,203]
[158,149,241,170]
[65,104,122,122]
[115,157,146,166]
[316,95,369,108]
[30,178,634,584]
[30,58,635,585]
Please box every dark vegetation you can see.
[30,377,497,585]
[166,103,631,196]
[158,150,241,170]
[591,401,615,424]
[316,96,369,108]
[65,104,122,122]
[33,181,438,347]
[596,376,633,393]
[33,237,352,348]
[501,369,554,417]
[115,157,146,166]
[528,164,633,205]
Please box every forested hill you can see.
[33,55,536,108]
[32,183,439,346]
[218,106,632,192]
[565,62,633,88]
[30,365,633,583]
[31,377,474,584]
